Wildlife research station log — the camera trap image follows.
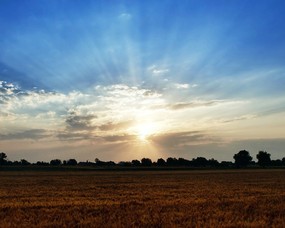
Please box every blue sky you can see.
[1,0,285,162]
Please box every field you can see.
[0,170,285,227]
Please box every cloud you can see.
[0,81,21,97]
[0,129,49,141]
[257,105,285,117]
[149,131,218,148]
[173,83,198,89]
[98,121,133,131]
[102,134,136,142]
[147,65,169,75]
[153,69,169,75]
[57,130,136,143]
[119,13,132,20]
[0,83,93,121]
[3,79,284,161]
[0,98,6,104]
[99,84,161,99]
[1,82,163,124]
[151,99,223,111]
[57,131,94,141]
[65,112,97,131]
[167,100,220,110]
[0,82,167,143]
[174,83,190,89]
[221,115,257,123]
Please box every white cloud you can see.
[0,81,20,96]
[175,83,189,89]
[174,83,198,89]
[147,65,169,75]
[119,13,132,20]
[0,83,166,138]
[153,69,169,74]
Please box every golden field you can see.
[0,170,285,227]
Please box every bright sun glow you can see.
[135,123,157,141]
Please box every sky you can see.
[0,0,285,162]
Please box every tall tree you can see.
[256,151,271,167]
[141,158,152,166]
[233,150,252,168]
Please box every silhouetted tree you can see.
[0,152,7,165]
[157,158,166,166]
[271,159,283,167]
[2,150,284,169]
[94,158,104,166]
[166,157,178,166]
[118,161,132,167]
[249,160,256,166]
[256,151,271,167]
[36,161,49,166]
[13,161,21,165]
[67,159,77,166]
[220,161,234,168]
[95,158,101,164]
[191,157,208,167]
[20,159,30,166]
[105,161,116,166]
[50,159,62,166]
[233,150,252,168]
[94,158,115,166]
[141,158,152,166]
[131,159,141,166]
[6,161,13,165]
[178,158,191,166]
[208,158,219,167]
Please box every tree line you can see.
[0,150,285,168]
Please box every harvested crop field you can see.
[0,169,284,227]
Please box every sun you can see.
[135,123,156,141]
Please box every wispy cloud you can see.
[167,100,221,110]
[98,121,133,131]
[221,115,257,123]
[0,129,49,141]
[174,83,198,89]
[119,13,132,20]
[147,65,169,75]
[56,131,94,141]
[149,131,219,148]
[102,134,136,142]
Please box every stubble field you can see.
[0,169,285,227]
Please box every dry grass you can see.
[0,170,284,227]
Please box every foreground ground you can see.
[0,170,284,227]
